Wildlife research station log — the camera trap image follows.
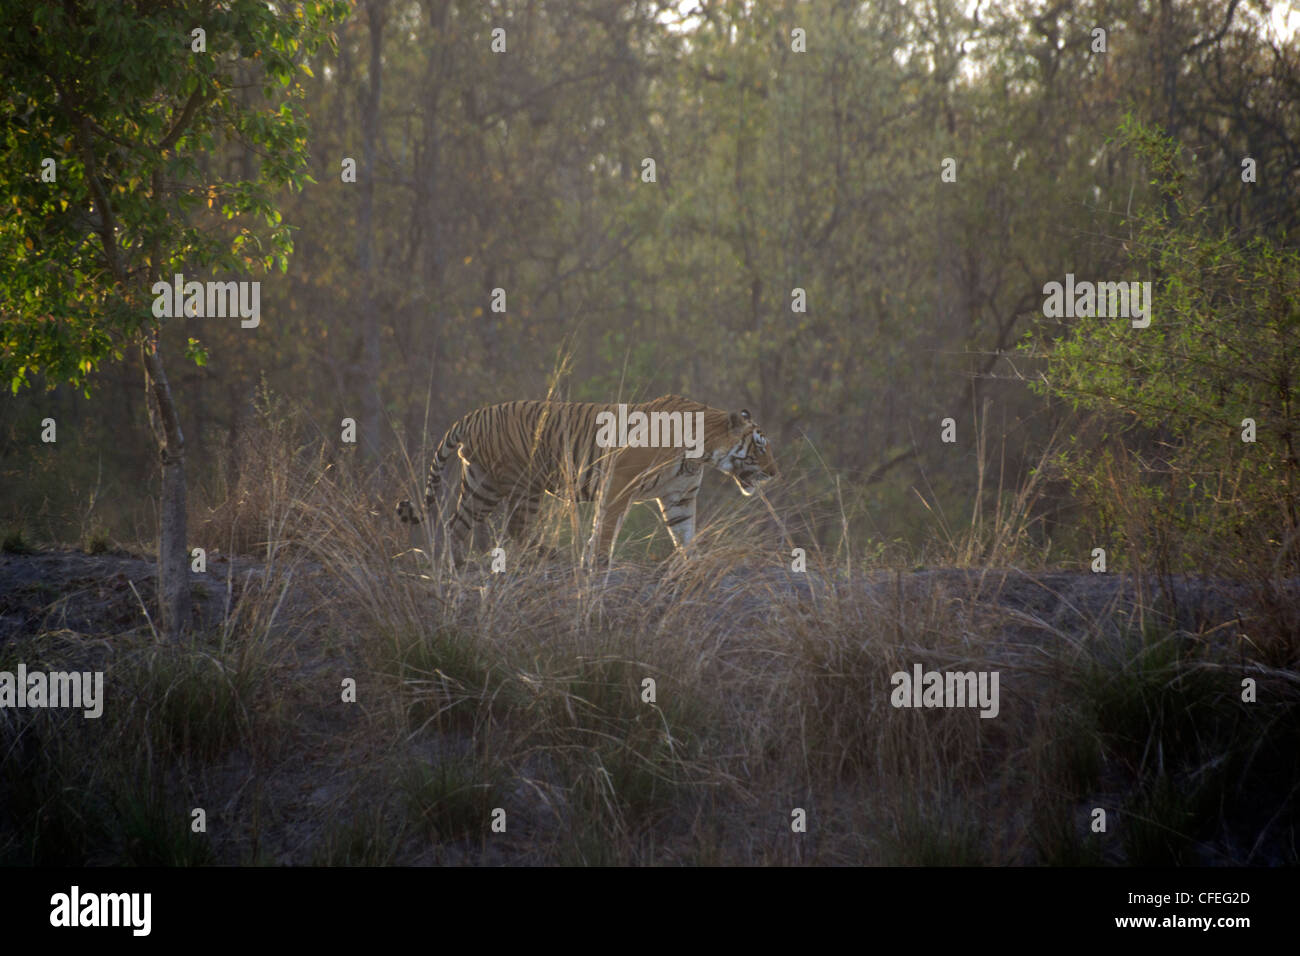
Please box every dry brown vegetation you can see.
[2,411,1297,866]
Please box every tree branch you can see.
[1183,0,1242,57]
[158,87,209,152]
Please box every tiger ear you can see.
[728,409,751,430]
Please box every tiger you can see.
[396,394,777,565]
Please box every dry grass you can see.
[2,406,1297,865]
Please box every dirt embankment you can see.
[1,549,297,643]
[3,548,1294,866]
[0,548,1283,648]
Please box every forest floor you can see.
[1,548,1262,650]
[1,546,1296,865]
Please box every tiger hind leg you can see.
[503,491,541,540]
[502,492,562,561]
[449,460,503,567]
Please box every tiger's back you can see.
[450,399,624,502]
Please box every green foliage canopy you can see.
[0,0,348,396]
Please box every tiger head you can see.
[715,409,778,496]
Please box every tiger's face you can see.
[717,409,778,496]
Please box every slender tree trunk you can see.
[357,0,387,462]
[77,104,193,640]
[142,334,191,638]
[420,0,449,412]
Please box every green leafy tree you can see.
[0,0,347,635]
[1030,115,1300,573]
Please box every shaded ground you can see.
[0,548,1294,865]
[0,549,280,642]
[2,550,1276,650]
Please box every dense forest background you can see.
[4,0,1299,575]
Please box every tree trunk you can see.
[142,335,191,639]
[357,0,387,462]
[74,86,199,642]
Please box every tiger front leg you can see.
[657,489,699,551]
[585,487,635,568]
